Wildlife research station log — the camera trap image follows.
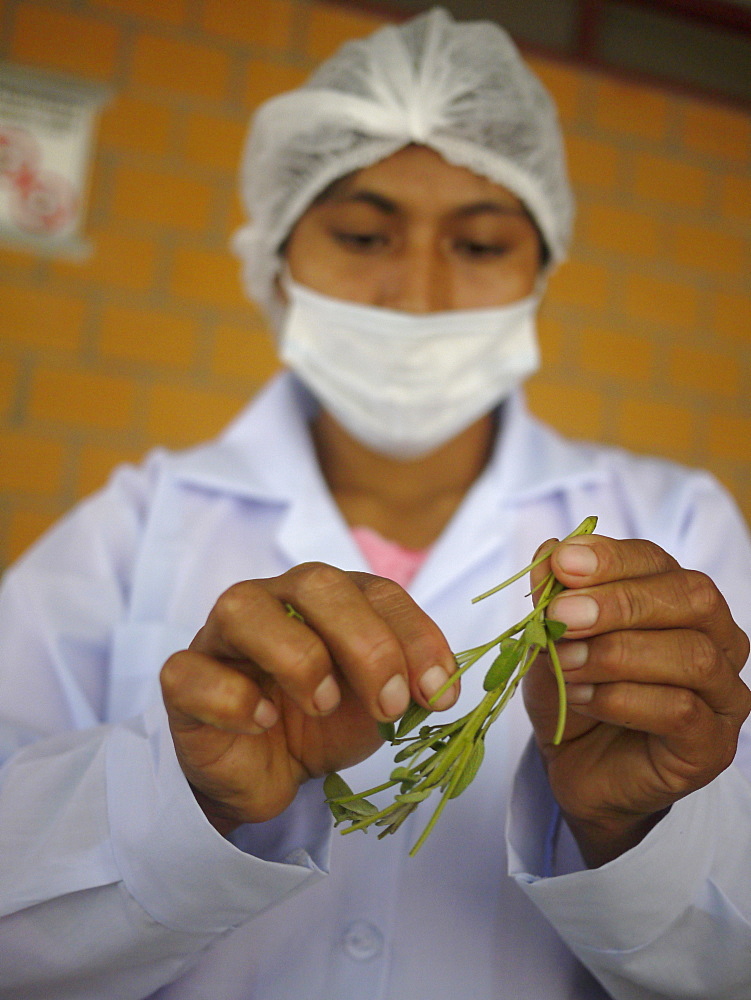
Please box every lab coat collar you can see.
[168,373,324,504]
[168,372,606,501]
[405,393,610,604]
[164,372,609,579]
[488,391,610,503]
[166,374,366,570]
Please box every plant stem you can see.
[325,515,598,854]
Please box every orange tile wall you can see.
[1,0,750,569]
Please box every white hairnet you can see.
[233,6,573,322]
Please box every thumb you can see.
[529,538,558,609]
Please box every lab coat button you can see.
[342,920,384,960]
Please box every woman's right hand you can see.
[160,563,458,834]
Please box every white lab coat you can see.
[1,372,750,1000]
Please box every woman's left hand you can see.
[523,534,751,867]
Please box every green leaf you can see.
[523,618,547,648]
[389,766,415,783]
[323,772,352,802]
[340,796,379,817]
[449,740,485,798]
[395,788,432,803]
[544,618,568,642]
[377,720,396,742]
[329,802,350,825]
[325,772,363,824]
[483,640,524,691]
[572,515,598,537]
[395,701,432,738]
[375,804,413,837]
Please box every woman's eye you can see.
[332,229,389,252]
[455,239,509,259]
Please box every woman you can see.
[1,9,750,999]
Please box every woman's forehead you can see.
[317,145,526,216]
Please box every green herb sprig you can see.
[324,515,598,855]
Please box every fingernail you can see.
[556,641,589,671]
[557,541,598,576]
[419,665,458,710]
[549,594,599,631]
[253,697,279,729]
[566,683,594,705]
[313,675,341,714]
[379,674,410,719]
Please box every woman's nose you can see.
[377,244,451,313]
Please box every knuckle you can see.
[161,648,203,687]
[640,539,677,574]
[360,573,408,610]
[612,582,642,627]
[682,570,722,623]
[735,624,750,669]
[205,585,262,657]
[360,576,445,658]
[360,575,428,638]
[601,682,638,726]
[160,651,187,696]
[216,672,256,720]
[275,631,329,684]
[739,683,751,724]
[287,561,346,595]
[668,687,704,733]
[685,630,721,686]
[212,580,259,629]
[604,540,632,580]
[710,715,742,773]
[602,537,673,578]
[729,674,751,719]
[597,630,631,675]
[355,627,403,674]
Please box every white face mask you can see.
[279,276,541,460]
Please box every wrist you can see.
[189,783,244,837]
[563,807,670,868]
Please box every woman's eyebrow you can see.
[456,201,527,218]
[330,189,397,213]
[325,190,526,218]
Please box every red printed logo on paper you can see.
[0,126,77,235]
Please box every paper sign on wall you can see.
[0,63,108,256]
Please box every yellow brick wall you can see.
[1,0,749,569]
[525,53,751,529]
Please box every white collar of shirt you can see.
[167,372,607,502]
[162,373,609,603]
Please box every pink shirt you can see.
[351,525,430,588]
